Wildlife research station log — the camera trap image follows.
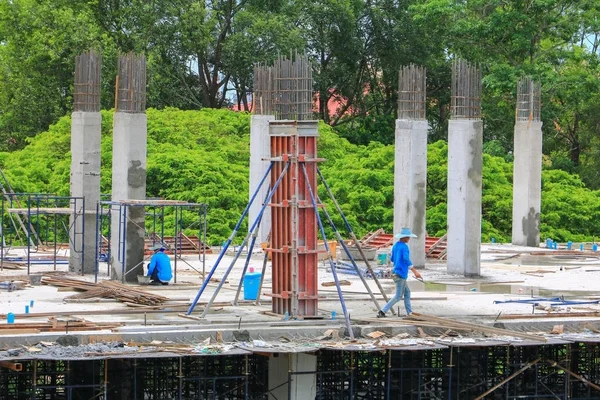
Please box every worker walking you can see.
[377,227,422,317]
[147,245,172,285]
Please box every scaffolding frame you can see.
[0,193,85,275]
[2,341,600,399]
[95,199,208,283]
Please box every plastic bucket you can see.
[243,272,262,300]
[377,253,388,265]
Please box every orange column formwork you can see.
[267,121,320,317]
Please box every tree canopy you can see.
[0,0,599,190]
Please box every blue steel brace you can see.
[186,161,277,315]
[198,162,290,318]
[317,193,382,311]
[233,188,272,305]
[317,166,392,311]
[301,164,354,340]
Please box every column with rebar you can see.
[267,53,318,317]
[249,64,275,244]
[394,65,428,268]
[447,59,483,276]
[70,51,101,274]
[512,78,542,247]
[110,53,147,282]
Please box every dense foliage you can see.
[2,108,599,244]
[0,0,599,189]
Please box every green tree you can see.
[0,0,101,150]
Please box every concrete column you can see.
[70,112,101,274]
[447,119,483,276]
[268,353,317,400]
[394,119,428,268]
[110,112,147,282]
[512,121,543,247]
[249,114,274,244]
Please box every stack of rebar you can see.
[73,51,101,112]
[516,77,541,122]
[398,64,426,120]
[451,59,482,119]
[116,52,146,113]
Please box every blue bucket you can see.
[243,272,262,300]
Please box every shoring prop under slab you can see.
[473,358,541,400]
[301,164,354,339]
[545,359,600,393]
[186,162,275,315]
[316,193,383,313]
[317,167,394,314]
[199,163,289,318]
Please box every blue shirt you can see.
[147,251,173,282]
[390,241,412,279]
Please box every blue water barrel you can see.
[243,272,262,300]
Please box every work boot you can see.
[377,310,386,318]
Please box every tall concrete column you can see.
[110,53,147,282]
[70,51,101,274]
[249,114,274,244]
[512,79,542,247]
[268,353,317,400]
[394,65,428,268]
[447,60,483,276]
[70,112,101,274]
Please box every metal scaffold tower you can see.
[95,199,208,283]
[0,193,85,274]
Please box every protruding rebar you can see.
[398,64,426,120]
[516,78,541,122]
[253,64,275,115]
[74,51,101,112]
[451,59,482,119]
[116,52,146,113]
[253,52,313,120]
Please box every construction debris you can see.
[366,330,386,339]
[550,325,564,334]
[405,313,547,342]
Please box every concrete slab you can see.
[1,244,600,356]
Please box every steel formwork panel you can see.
[268,121,320,316]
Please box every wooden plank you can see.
[321,280,351,287]
[499,312,600,319]
[178,313,204,321]
[0,361,23,371]
[0,328,41,335]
